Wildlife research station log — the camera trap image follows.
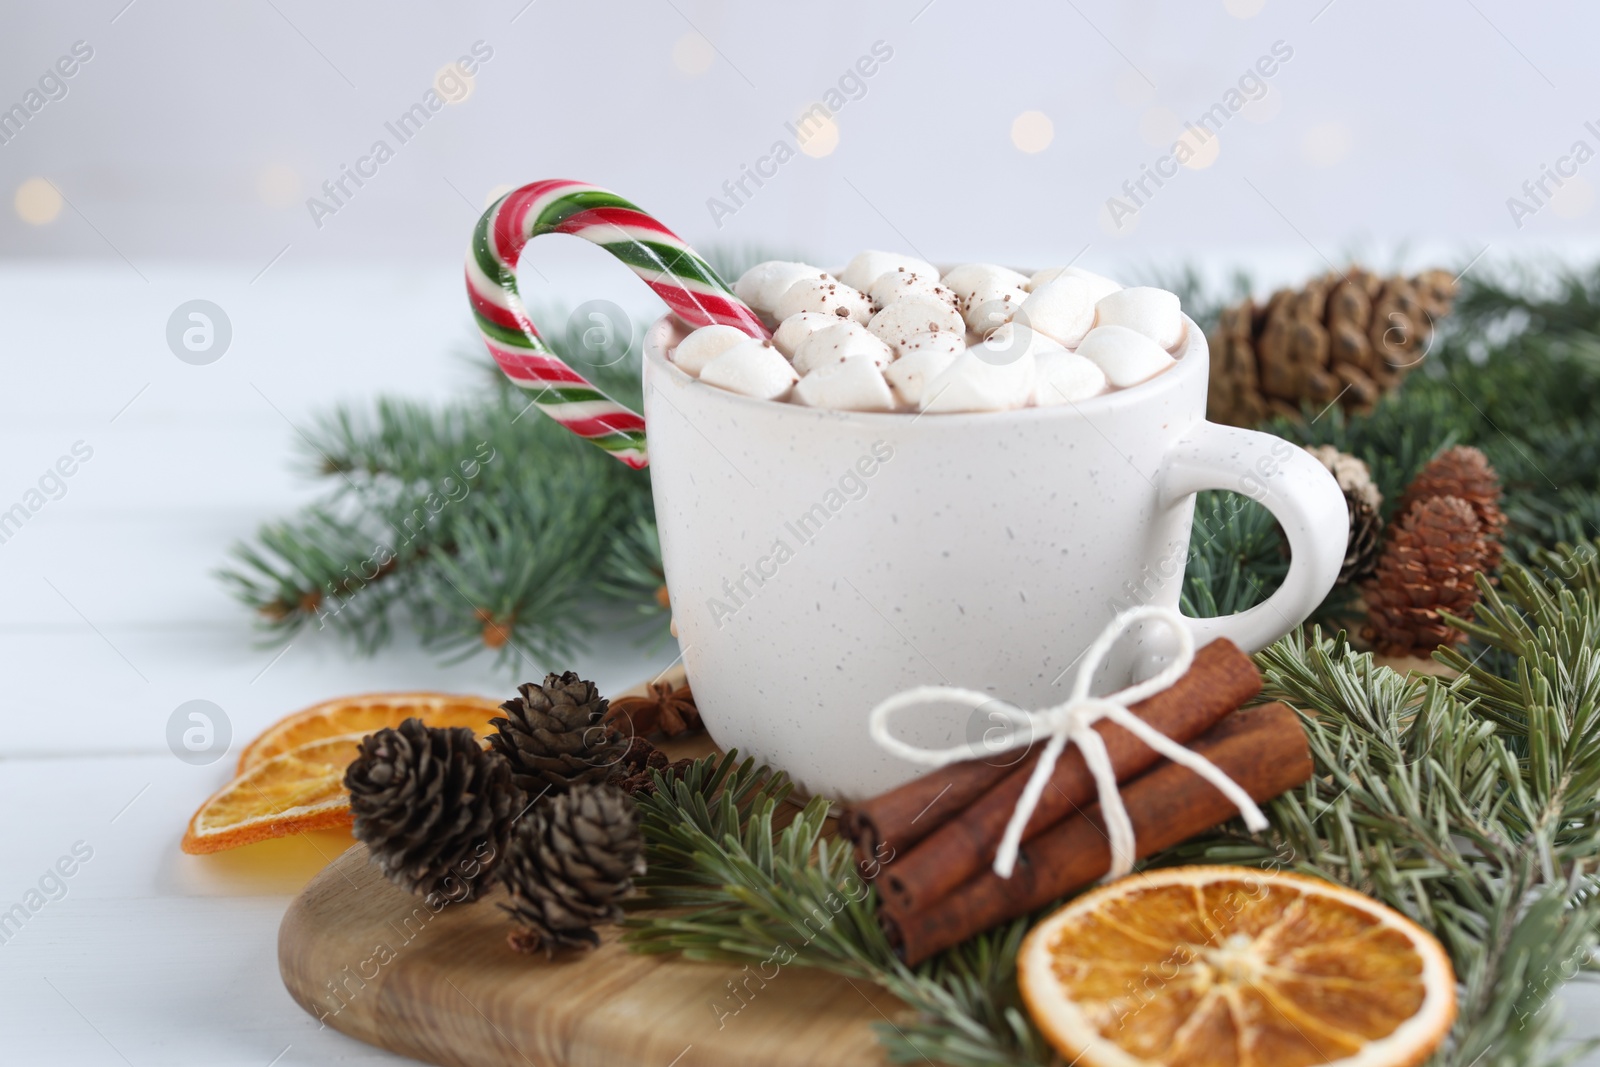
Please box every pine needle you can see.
[218,263,1600,1062]
[629,546,1600,1067]
[217,328,664,668]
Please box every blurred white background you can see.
[5,2,1600,1065]
[3,0,1597,270]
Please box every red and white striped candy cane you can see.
[466,179,768,469]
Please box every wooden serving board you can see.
[278,668,904,1067]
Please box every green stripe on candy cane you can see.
[466,179,767,470]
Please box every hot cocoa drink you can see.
[668,252,1186,413]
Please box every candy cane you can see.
[466,179,769,469]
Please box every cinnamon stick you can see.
[838,758,1019,877]
[842,639,1260,889]
[882,701,1311,967]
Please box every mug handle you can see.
[1158,420,1349,652]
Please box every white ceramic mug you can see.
[642,313,1347,800]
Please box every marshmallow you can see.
[672,323,751,377]
[896,329,967,359]
[942,263,1030,303]
[1029,265,1123,302]
[1032,349,1109,406]
[962,284,1029,334]
[973,322,1065,366]
[736,262,828,314]
[1076,325,1176,388]
[867,296,966,353]
[772,312,836,357]
[1094,287,1186,351]
[773,276,873,325]
[1015,276,1097,348]
[867,269,959,311]
[792,321,893,375]
[883,336,962,408]
[699,338,800,400]
[706,255,1185,409]
[839,250,940,292]
[922,348,1037,413]
[793,357,897,412]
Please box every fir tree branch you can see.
[222,260,1600,1062]
[1182,490,1288,620]
[217,327,664,668]
[625,752,1048,1067]
[629,544,1600,1067]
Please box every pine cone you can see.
[1305,445,1384,585]
[346,718,516,903]
[1364,496,1486,657]
[613,735,668,796]
[1208,267,1457,427]
[1399,446,1507,573]
[604,680,702,739]
[500,783,645,955]
[624,759,698,799]
[608,736,698,797]
[489,672,627,795]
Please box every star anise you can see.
[604,681,702,739]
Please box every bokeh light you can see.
[256,164,301,208]
[798,112,840,158]
[672,33,714,77]
[1011,111,1054,154]
[15,178,62,225]
[434,62,475,105]
[1177,128,1221,170]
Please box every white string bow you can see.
[866,605,1267,880]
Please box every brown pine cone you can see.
[610,736,696,797]
[604,680,702,739]
[1398,446,1507,573]
[1208,266,1457,427]
[345,718,516,903]
[500,783,645,955]
[1364,495,1486,657]
[1305,445,1384,585]
[489,672,627,795]
[620,755,696,798]
[614,735,668,795]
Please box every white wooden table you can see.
[0,258,678,1066]
[1,260,1596,1066]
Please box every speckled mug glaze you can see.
[643,314,1347,800]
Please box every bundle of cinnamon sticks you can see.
[840,639,1313,966]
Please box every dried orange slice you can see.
[237,691,504,772]
[182,733,367,854]
[1018,866,1455,1067]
